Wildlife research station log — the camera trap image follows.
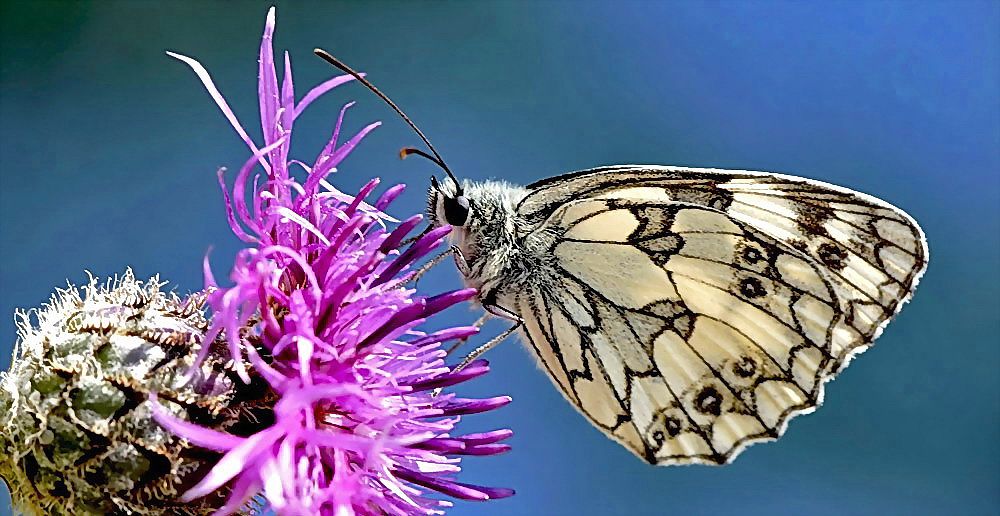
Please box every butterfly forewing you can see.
[512,166,927,464]
[517,166,928,373]
[716,176,926,369]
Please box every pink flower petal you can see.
[183,427,284,501]
[166,50,266,171]
[294,74,358,120]
[258,6,279,150]
[216,168,257,243]
[148,394,246,451]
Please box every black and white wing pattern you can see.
[518,166,928,372]
[512,166,927,465]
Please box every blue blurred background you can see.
[1,1,997,514]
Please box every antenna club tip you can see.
[399,147,421,160]
[313,48,337,65]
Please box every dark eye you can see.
[443,195,470,226]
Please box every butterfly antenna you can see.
[313,48,462,193]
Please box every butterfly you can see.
[315,50,929,466]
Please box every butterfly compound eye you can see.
[443,195,470,226]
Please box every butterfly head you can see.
[429,176,471,227]
[428,176,525,231]
[428,176,528,284]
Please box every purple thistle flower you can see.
[152,7,513,514]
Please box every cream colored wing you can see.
[517,166,927,372]
[514,198,844,465]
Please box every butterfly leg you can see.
[398,224,436,248]
[434,320,522,397]
[444,311,492,356]
[434,292,522,395]
[407,243,469,287]
[451,290,522,372]
[451,245,471,276]
[452,320,521,373]
[483,300,519,322]
[406,249,451,287]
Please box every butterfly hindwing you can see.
[517,198,844,464]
